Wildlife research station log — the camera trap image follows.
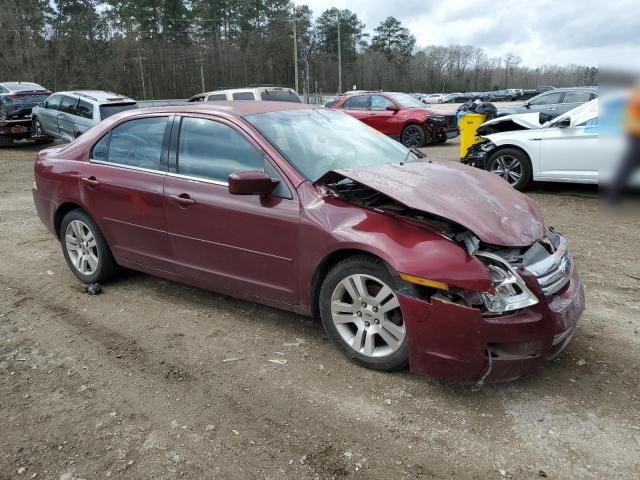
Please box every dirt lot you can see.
[1,138,639,480]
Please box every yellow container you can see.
[459,113,486,158]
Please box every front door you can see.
[79,115,175,274]
[367,95,400,135]
[57,95,79,141]
[539,117,599,182]
[163,115,299,305]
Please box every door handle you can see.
[80,176,100,186]
[170,194,196,206]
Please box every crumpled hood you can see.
[483,112,542,130]
[317,160,545,247]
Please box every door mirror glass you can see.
[228,171,278,196]
[385,105,400,112]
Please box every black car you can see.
[0,82,51,121]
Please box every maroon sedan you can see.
[32,102,584,384]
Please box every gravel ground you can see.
[0,137,639,480]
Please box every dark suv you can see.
[0,82,51,120]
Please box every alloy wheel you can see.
[402,126,423,148]
[491,155,523,186]
[65,220,99,276]
[330,274,405,358]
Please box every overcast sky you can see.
[302,0,636,68]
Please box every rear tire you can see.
[60,209,116,284]
[319,255,409,372]
[486,148,532,190]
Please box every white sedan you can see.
[464,100,600,190]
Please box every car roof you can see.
[1,82,47,91]
[202,87,296,95]
[544,87,598,92]
[54,90,135,103]
[132,101,319,118]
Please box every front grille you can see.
[524,235,572,296]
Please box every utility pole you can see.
[196,56,205,93]
[337,12,342,94]
[292,3,299,94]
[133,48,147,100]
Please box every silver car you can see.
[497,87,598,120]
[32,91,138,142]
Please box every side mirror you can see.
[523,103,530,109]
[228,171,279,196]
[386,105,400,112]
[556,117,571,128]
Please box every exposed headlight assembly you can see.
[476,252,538,314]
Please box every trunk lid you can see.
[316,160,545,247]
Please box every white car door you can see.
[538,103,599,183]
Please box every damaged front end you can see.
[461,138,496,169]
[318,172,583,384]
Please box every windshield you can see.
[386,92,426,109]
[245,109,415,181]
[99,103,138,119]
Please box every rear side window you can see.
[562,91,592,104]
[76,100,94,119]
[260,90,302,103]
[177,117,263,183]
[207,94,227,101]
[324,99,339,108]
[99,103,138,120]
[59,96,78,114]
[94,117,168,170]
[529,92,563,106]
[232,92,255,101]
[343,96,369,110]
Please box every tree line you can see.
[1,0,598,100]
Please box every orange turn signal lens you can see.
[399,273,449,291]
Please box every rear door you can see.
[339,95,371,123]
[527,91,564,119]
[57,95,79,141]
[559,90,595,116]
[74,100,95,137]
[163,115,299,305]
[80,115,175,273]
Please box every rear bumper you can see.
[0,119,33,137]
[399,269,585,384]
[32,188,57,236]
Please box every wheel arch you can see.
[54,202,84,239]
[309,249,388,319]
[487,143,532,171]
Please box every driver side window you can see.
[94,117,168,170]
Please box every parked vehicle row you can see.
[188,85,302,103]
[32,101,585,383]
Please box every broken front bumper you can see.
[399,268,585,384]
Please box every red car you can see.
[327,91,458,148]
[32,102,584,384]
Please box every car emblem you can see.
[559,257,571,277]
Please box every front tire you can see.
[401,124,426,148]
[60,209,116,284]
[32,118,53,144]
[319,255,409,372]
[486,148,532,190]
